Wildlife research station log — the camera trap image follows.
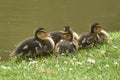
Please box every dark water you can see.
[0,0,120,61]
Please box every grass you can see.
[0,32,120,80]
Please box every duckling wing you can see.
[55,41,77,54]
[78,33,89,47]
[42,37,55,53]
[73,32,79,41]
[78,33,97,48]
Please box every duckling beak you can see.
[47,34,51,37]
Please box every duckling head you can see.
[34,27,48,40]
[63,26,74,41]
[90,22,102,34]
[62,32,71,40]
[64,25,73,33]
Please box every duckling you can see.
[10,27,45,57]
[90,22,112,43]
[10,27,55,57]
[50,26,79,45]
[55,26,78,55]
[78,22,112,48]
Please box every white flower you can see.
[61,67,65,70]
[55,64,60,67]
[29,61,38,66]
[61,53,66,56]
[105,57,109,59]
[69,68,73,71]
[75,62,83,65]
[64,61,68,64]
[28,58,33,61]
[112,45,118,49]
[87,58,95,64]
[41,63,45,67]
[87,67,90,69]
[1,65,11,70]
[114,62,119,67]
[100,50,106,54]
[22,60,26,63]
[72,57,76,61]
[104,64,110,68]
[70,59,73,62]
[70,60,74,65]
[98,66,102,70]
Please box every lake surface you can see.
[0,0,120,61]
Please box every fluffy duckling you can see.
[79,22,112,48]
[10,27,55,57]
[10,27,45,57]
[55,26,78,55]
[90,22,112,43]
[50,26,79,45]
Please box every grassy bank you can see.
[0,32,120,80]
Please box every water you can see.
[0,0,120,61]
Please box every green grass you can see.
[0,32,120,80]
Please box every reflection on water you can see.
[0,0,120,61]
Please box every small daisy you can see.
[1,65,11,70]
[112,45,118,49]
[55,64,60,68]
[29,61,38,66]
[87,58,95,64]
[114,61,119,67]
[64,61,68,64]
[69,68,73,71]
[104,64,110,68]
[75,62,83,65]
